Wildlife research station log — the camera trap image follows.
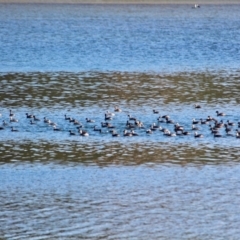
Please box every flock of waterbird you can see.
[1,105,240,139]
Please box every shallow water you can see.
[1,3,240,239]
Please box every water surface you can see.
[1,3,240,239]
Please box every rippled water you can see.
[1,3,240,239]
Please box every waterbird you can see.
[146,129,152,134]
[86,118,95,123]
[165,116,174,124]
[194,104,201,108]
[69,130,76,136]
[53,126,61,131]
[128,114,137,121]
[150,123,159,131]
[64,114,71,120]
[105,110,115,117]
[0,126,4,130]
[26,113,33,118]
[112,130,120,137]
[214,133,222,138]
[114,106,122,112]
[11,126,18,132]
[79,129,89,136]
[43,117,50,123]
[153,109,159,114]
[73,119,81,125]
[181,130,191,135]
[123,130,132,137]
[33,115,40,121]
[105,113,112,121]
[93,125,101,132]
[163,129,176,137]
[9,109,14,117]
[101,122,108,128]
[236,132,240,139]
[194,132,203,138]
[192,125,199,131]
[9,117,18,123]
[216,110,225,116]
[130,130,139,136]
[192,118,199,124]
[227,120,235,126]
[2,120,8,126]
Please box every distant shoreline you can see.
[0,0,239,4]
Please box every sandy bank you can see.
[0,0,239,4]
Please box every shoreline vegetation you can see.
[0,0,240,4]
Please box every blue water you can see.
[0,4,240,72]
[1,3,240,239]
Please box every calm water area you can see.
[1,3,240,239]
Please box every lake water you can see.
[1,3,240,239]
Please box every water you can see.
[1,3,240,239]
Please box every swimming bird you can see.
[64,114,71,120]
[105,113,112,121]
[86,118,95,123]
[126,120,135,129]
[236,132,240,139]
[114,106,122,112]
[43,117,50,123]
[93,125,101,132]
[134,120,144,128]
[174,123,184,131]
[161,115,170,119]
[200,118,208,124]
[105,110,115,117]
[150,123,160,131]
[227,120,235,126]
[30,120,36,125]
[33,115,40,121]
[214,133,222,138]
[192,118,199,124]
[73,119,81,125]
[128,114,137,121]
[194,132,203,138]
[157,116,165,123]
[112,130,120,137]
[106,123,115,129]
[101,122,108,128]
[165,116,174,124]
[11,126,18,132]
[192,125,199,131]
[224,124,232,134]
[130,130,139,136]
[181,131,191,135]
[216,110,225,116]
[123,130,132,137]
[146,129,152,134]
[2,120,8,126]
[69,130,76,136]
[163,129,176,137]
[9,117,18,123]
[53,126,61,131]
[0,126,4,130]
[79,129,89,136]
[153,109,159,114]
[194,104,201,108]
[26,113,33,118]
[9,109,14,117]
[210,126,219,134]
